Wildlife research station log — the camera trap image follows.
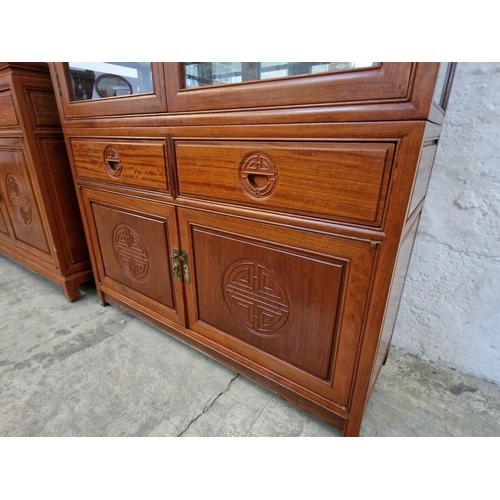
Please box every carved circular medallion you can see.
[103,146,123,178]
[238,151,278,200]
[6,174,32,225]
[113,224,149,280]
[223,260,289,336]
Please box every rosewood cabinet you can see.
[0,63,92,301]
[48,62,456,435]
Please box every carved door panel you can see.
[177,208,378,408]
[0,147,49,253]
[81,188,185,326]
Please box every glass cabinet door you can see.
[164,62,414,113]
[183,62,376,87]
[67,62,154,100]
[51,62,167,118]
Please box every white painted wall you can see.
[392,62,500,385]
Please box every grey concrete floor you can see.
[1,254,499,437]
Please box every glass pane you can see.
[183,62,376,88]
[67,62,153,101]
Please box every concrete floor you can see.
[1,254,499,437]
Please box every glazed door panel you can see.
[82,189,185,326]
[51,63,168,119]
[165,62,413,112]
[0,147,49,254]
[178,208,377,407]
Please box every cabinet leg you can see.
[343,416,363,437]
[97,287,107,306]
[61,281,81,302]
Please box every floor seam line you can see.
[177,373,239,437]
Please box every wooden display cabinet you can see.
[0,63,92,301]
[48,61,456,435]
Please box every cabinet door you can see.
[81,188,185,326]
[0,146,49,254]
[177,208,377,408]
[165,62,413,113]
[51,63,167,119]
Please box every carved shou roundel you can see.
[223,260,289,336]
[113,224,149,280]
[238,151,278,200]
[103,146,123,178]
[6,174,32,225]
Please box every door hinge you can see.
[369,241,380,249]
[171,248,191,284]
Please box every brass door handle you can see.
[171,248,191,284]
[171,249,182,282]
[179,250,191,284]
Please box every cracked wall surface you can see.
[392,62,500,385]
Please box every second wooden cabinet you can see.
[49,62,455,436]
[0,63,92,301]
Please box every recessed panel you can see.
[0,149,49,253]
[0,91,18,127]
[91,203,174,308]
[192,227,344,379]
[28,90,60,127]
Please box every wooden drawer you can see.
[175,141,395,226]
[71,138,169,192]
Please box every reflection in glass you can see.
[67,62,153,101]
[184,62,376,88]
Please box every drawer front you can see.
[0,91,18,128]
[175,141,394,226]
[71,138,169,192]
